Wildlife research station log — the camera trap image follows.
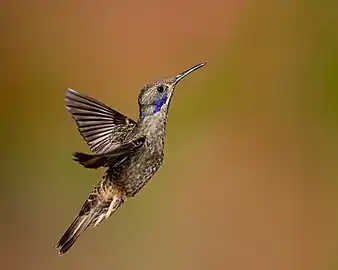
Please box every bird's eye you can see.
[157,86,164,93]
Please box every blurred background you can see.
[1,1,338,269]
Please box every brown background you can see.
[1,1,338,269]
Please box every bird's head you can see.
[138,62,206,118]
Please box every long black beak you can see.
[174,62,207,84]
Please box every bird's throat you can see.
[154,93,168,113]
[138,110,168,138]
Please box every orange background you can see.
[1,1,338,269]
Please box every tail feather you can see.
[56,214,95,255]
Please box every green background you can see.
[1,1,338,269]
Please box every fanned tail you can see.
[56,214,95,255]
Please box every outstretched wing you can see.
[65,88,136,154]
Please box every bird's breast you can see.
[122,136,164,195]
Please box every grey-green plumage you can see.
[56,62,207,255]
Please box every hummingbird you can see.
[56,62,207,255]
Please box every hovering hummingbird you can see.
[56,62,207,255]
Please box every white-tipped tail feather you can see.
[56,214,95,255]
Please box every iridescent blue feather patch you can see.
[154,93,168,113]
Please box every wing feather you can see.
[65,88,136,153]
